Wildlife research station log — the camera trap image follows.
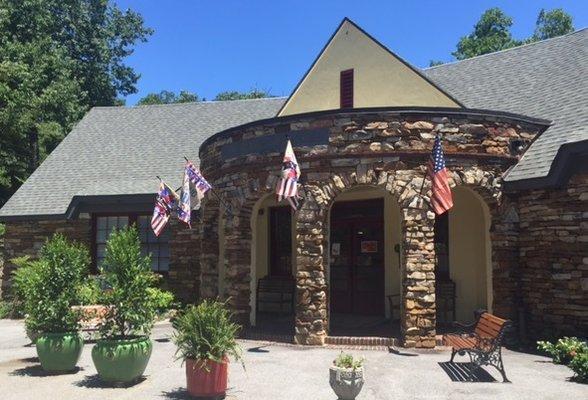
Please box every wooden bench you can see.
[256,276,294,315]
[443,310,512,382]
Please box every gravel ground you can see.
[0,319,586,400]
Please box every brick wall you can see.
[518,172,588,340]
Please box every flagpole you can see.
[183,156,232,217]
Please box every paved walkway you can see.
[0,319,585,399]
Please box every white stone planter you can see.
[329,365,364,400]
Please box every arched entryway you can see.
[249,193,296,336]
[327,186,402,336]
[435,186,492,325]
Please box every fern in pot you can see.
[12,234,89,373]
[91,226,160,385]
[172,300,243,398]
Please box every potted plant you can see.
[329,352,365,400]
[91,226,160,385]
[172,300,243,398]
[12,234,89,372]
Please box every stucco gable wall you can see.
[278,20,461,116]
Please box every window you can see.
[268,207,292,276]
[340,69,354,108]
[93,214,170,273]
[95,216,129,268]
[138,216,170,272]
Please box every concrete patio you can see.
[0,319,585,400]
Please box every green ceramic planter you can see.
[91,336,152,384]
[36,332,83,373]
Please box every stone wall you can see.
[199,108,546,347]
[1,217,201,302]
[517,172,588,340]
[1,218,92,297]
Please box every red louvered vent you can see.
[340,69,354,109]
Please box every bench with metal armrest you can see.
[443,309,512,382]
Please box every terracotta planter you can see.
[185,357,229,398]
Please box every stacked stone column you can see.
[294,187,328,345]
[222,202,254,326]
[199,199,220,299]
[401,206,437,348]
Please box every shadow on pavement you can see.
[438,361,496,382]
[10,365,82,377]
[162,387,233,399]
[73,374,146,388]
[247,346,270,353]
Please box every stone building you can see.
[1,19,586,347]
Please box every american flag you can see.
[151,182,179,236]
[428,135,453,215]
[275,139,300,210]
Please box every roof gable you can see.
[277,18,462,116]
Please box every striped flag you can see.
[275,139,300,210]
[428,135,453,215]
[178,161,212,226]
[151,182,179,236]
[186,161,211,212]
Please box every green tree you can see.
[429,60,445,67]
[137,90,200,105]
[531,8,574,41]
[451,7,575,61]
[214,89,272,101]
[453,8,521,60]
[0,0,151,206]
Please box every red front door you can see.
[330,199,385,315]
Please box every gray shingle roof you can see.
[0,98,285,218]
[423,28,588,182]
[2,29,586,219]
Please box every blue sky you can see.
[114,1,588,105]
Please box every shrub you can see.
[0,300,10,319]
[147,287,175,316]
[569,352,588,382]
[172,300,242,367]
[76,276,103,305]
[11,235,90,333]
[537,337,588,365]
[98,226,160,339]
[333,352,364,370]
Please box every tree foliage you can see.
[214,89,272,101]
[532,8,574,41]
[0,0,151,206]
[453,8,521,60]
[137,90,200,105]
[451,7,574,61]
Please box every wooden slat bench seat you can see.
[256,276,294,315]
[443,310,512,382]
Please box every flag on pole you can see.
[151,182,179,236]
[178,161,212,226]
[275,139,301,210]
[427,135,453,215]
[177,169,192,226]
